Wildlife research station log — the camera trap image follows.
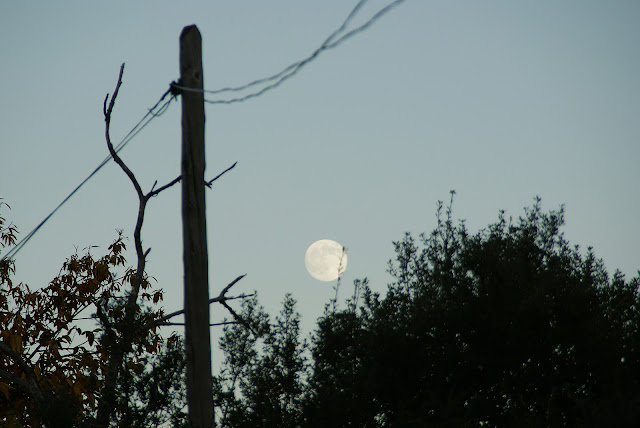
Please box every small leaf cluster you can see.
[0,230,128,425]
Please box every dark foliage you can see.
[110,335,188,428]
[303,195,640,427]
[0,201,187,428]
[5,195,638,427]
[214,195,640,427]
[213,294,307,427]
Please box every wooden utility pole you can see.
[180,25,214,427]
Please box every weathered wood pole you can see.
[180,25,214,427]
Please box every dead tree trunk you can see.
[180,24,214,428]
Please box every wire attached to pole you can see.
[170,0,405,105]
[1,87,176,263]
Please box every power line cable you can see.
[172,0,405,105]
[1,90,176,263]
[197,0,368,96]
[2,0,404,262]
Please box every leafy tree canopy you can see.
[3,194,639,427]
[214,194,640,427]
[0,201,186,427]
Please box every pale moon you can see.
[305,239,348,282]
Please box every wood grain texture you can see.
[180,24,214,428]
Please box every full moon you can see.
[305,239,348,282]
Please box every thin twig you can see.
[148,160,236,197]
[148,176,182,198]
[98,63,154,427]
[205,162,237,188]
[105,65,144,201]
[143,275,248,331]
[161,321,239,327]
[215,274,247,301]
[220,300,258,336]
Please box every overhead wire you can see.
[172,0,405,105]
[2,0,405,262]
[191,0,368,96]
[1,90,176,263]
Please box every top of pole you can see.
[180,25,203,90]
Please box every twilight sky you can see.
[1,1,639,349]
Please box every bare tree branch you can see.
[220,300,258,336]
[205,161,237,188]
[104,64,144,201]
[144,275,248,331]
[144,160,236,199]
[215,274,246,300]
[96,64,244,426]
[147,175,182,198]
[211,321,238,327]
[160,321,239,327]
[151,293,253,329]
[98,63,153,428]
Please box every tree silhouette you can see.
[212,193,640,427]
[4,180,639,427]
[0,205,186,427]
[213,294,307,427]
[305,194,640,427]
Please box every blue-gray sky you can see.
[1,1,639,347]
